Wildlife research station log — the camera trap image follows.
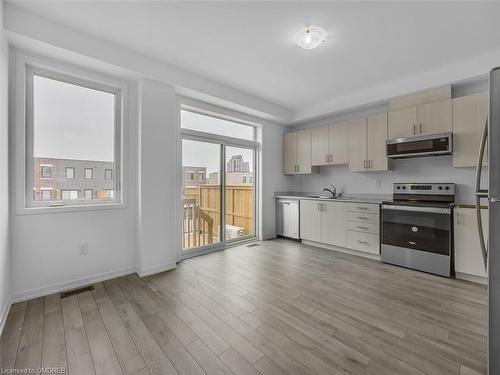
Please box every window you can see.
[84,168,93,180]
[65,167,75,179]
[181,110,255,141]
[84,189,93,200]
[189,172,194,181]
[243,176,247,183]
[105,169,112,180]
[40,188,52,200]
[26,66,121,208]
[41,166,52,178]
[198,172,204,181]
[61,190,79,200]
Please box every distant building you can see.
[226,155,249,173]
[182,166,207,188]
[207,171,253,186]
[33,157,114,201]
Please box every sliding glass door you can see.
[181,138,223,252]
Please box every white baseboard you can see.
[11,266,136,303]
[302,240,381,261]
[455,272,487,285]
[136,262,176,278]
[0,296,12,338]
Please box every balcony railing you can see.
[182,198,214,249]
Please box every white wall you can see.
[137,79,178,275]
[0,0,11,331]
[260,122,290,239]
[289,156,483,205]
[9,57,139,301]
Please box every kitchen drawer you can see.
[346,203,379,215]
[346,221,379,234]
[346,211,379,224]
[347,230,380,254]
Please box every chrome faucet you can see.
[323,184,337,198]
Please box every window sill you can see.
[17,202,127,215]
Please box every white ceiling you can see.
[6,1,500,123]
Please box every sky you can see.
[181,110,255,174]
[33,74,115,162]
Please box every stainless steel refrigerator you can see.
[477,66,500,374]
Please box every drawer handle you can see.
[357,207,369,210]
[357,226,369,230]
[357,217,368,220]
[357,240,370,245]
[409,241,416,245]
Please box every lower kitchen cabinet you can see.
[454,206,488,281]
[299,200,346,246]
[299,200,322,242]
[300,200,380,256]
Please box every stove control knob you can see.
[397,186,400,190]
[438,186,443,190]
[445,186,450,190]
[402,186,406,190]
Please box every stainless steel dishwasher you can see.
[276,199,300,239]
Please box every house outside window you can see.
[84,168,93,180]
[65,167,74,179]
[40,188,52,200]
[189,172,194,181]
[84,189,93,200]
[41,166,52,178]
[199,172,204,181]
[105,169,112,180]
[61,190,79,200]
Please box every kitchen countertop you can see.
[274,192,391,205]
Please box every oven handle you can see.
[382,204,450,214]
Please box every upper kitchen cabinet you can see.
[349,115,389,172]
[453,94,489,168]
[388,90,452,138]
[388,106,417,139]
[417,99,452,135]
[311,121,349,166]
[283,129,312,174]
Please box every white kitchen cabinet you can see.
[454,206,488,281]
[299,200,322,242]
[283,129,312,175]
[349,115,389,172]
[311,122,349,166]
[348,118,368,172]
[388,106,418,139]
[329,121,349,165]
[299,200,345,246]
[321,201,346,247]
[417,99,452,135]
[387,99,452,139]
[453,94,489,168]
[311,125,329,166]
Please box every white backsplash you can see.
[288,155,487,204]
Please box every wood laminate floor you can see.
[1,239,487,375]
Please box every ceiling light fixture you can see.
[294,26,327,50]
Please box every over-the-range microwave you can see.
[386,132,452,159]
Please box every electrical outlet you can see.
[79,243,89,255]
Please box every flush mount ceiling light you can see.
[294,26,327,50]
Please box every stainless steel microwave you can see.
[386,132,452,159]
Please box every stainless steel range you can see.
[381,183,455,277]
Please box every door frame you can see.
[179,127,259,260]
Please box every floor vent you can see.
[61,285,95,298]
[246,243,260,248]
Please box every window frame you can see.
[40,165,52,179]
[65,167,75,180]
[84,168,94,180]
[24,65,123,210]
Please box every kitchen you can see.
[0,2,499,375]
[277,84,489,283]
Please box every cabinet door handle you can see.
[413,124,416,135]
[419,123,423,134]
[409,241,416,245]
[363,160,367,169]
[369,160,372,169]
[317,203,321,211]
[357,240,370,245]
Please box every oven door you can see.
[381,205,452,256]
